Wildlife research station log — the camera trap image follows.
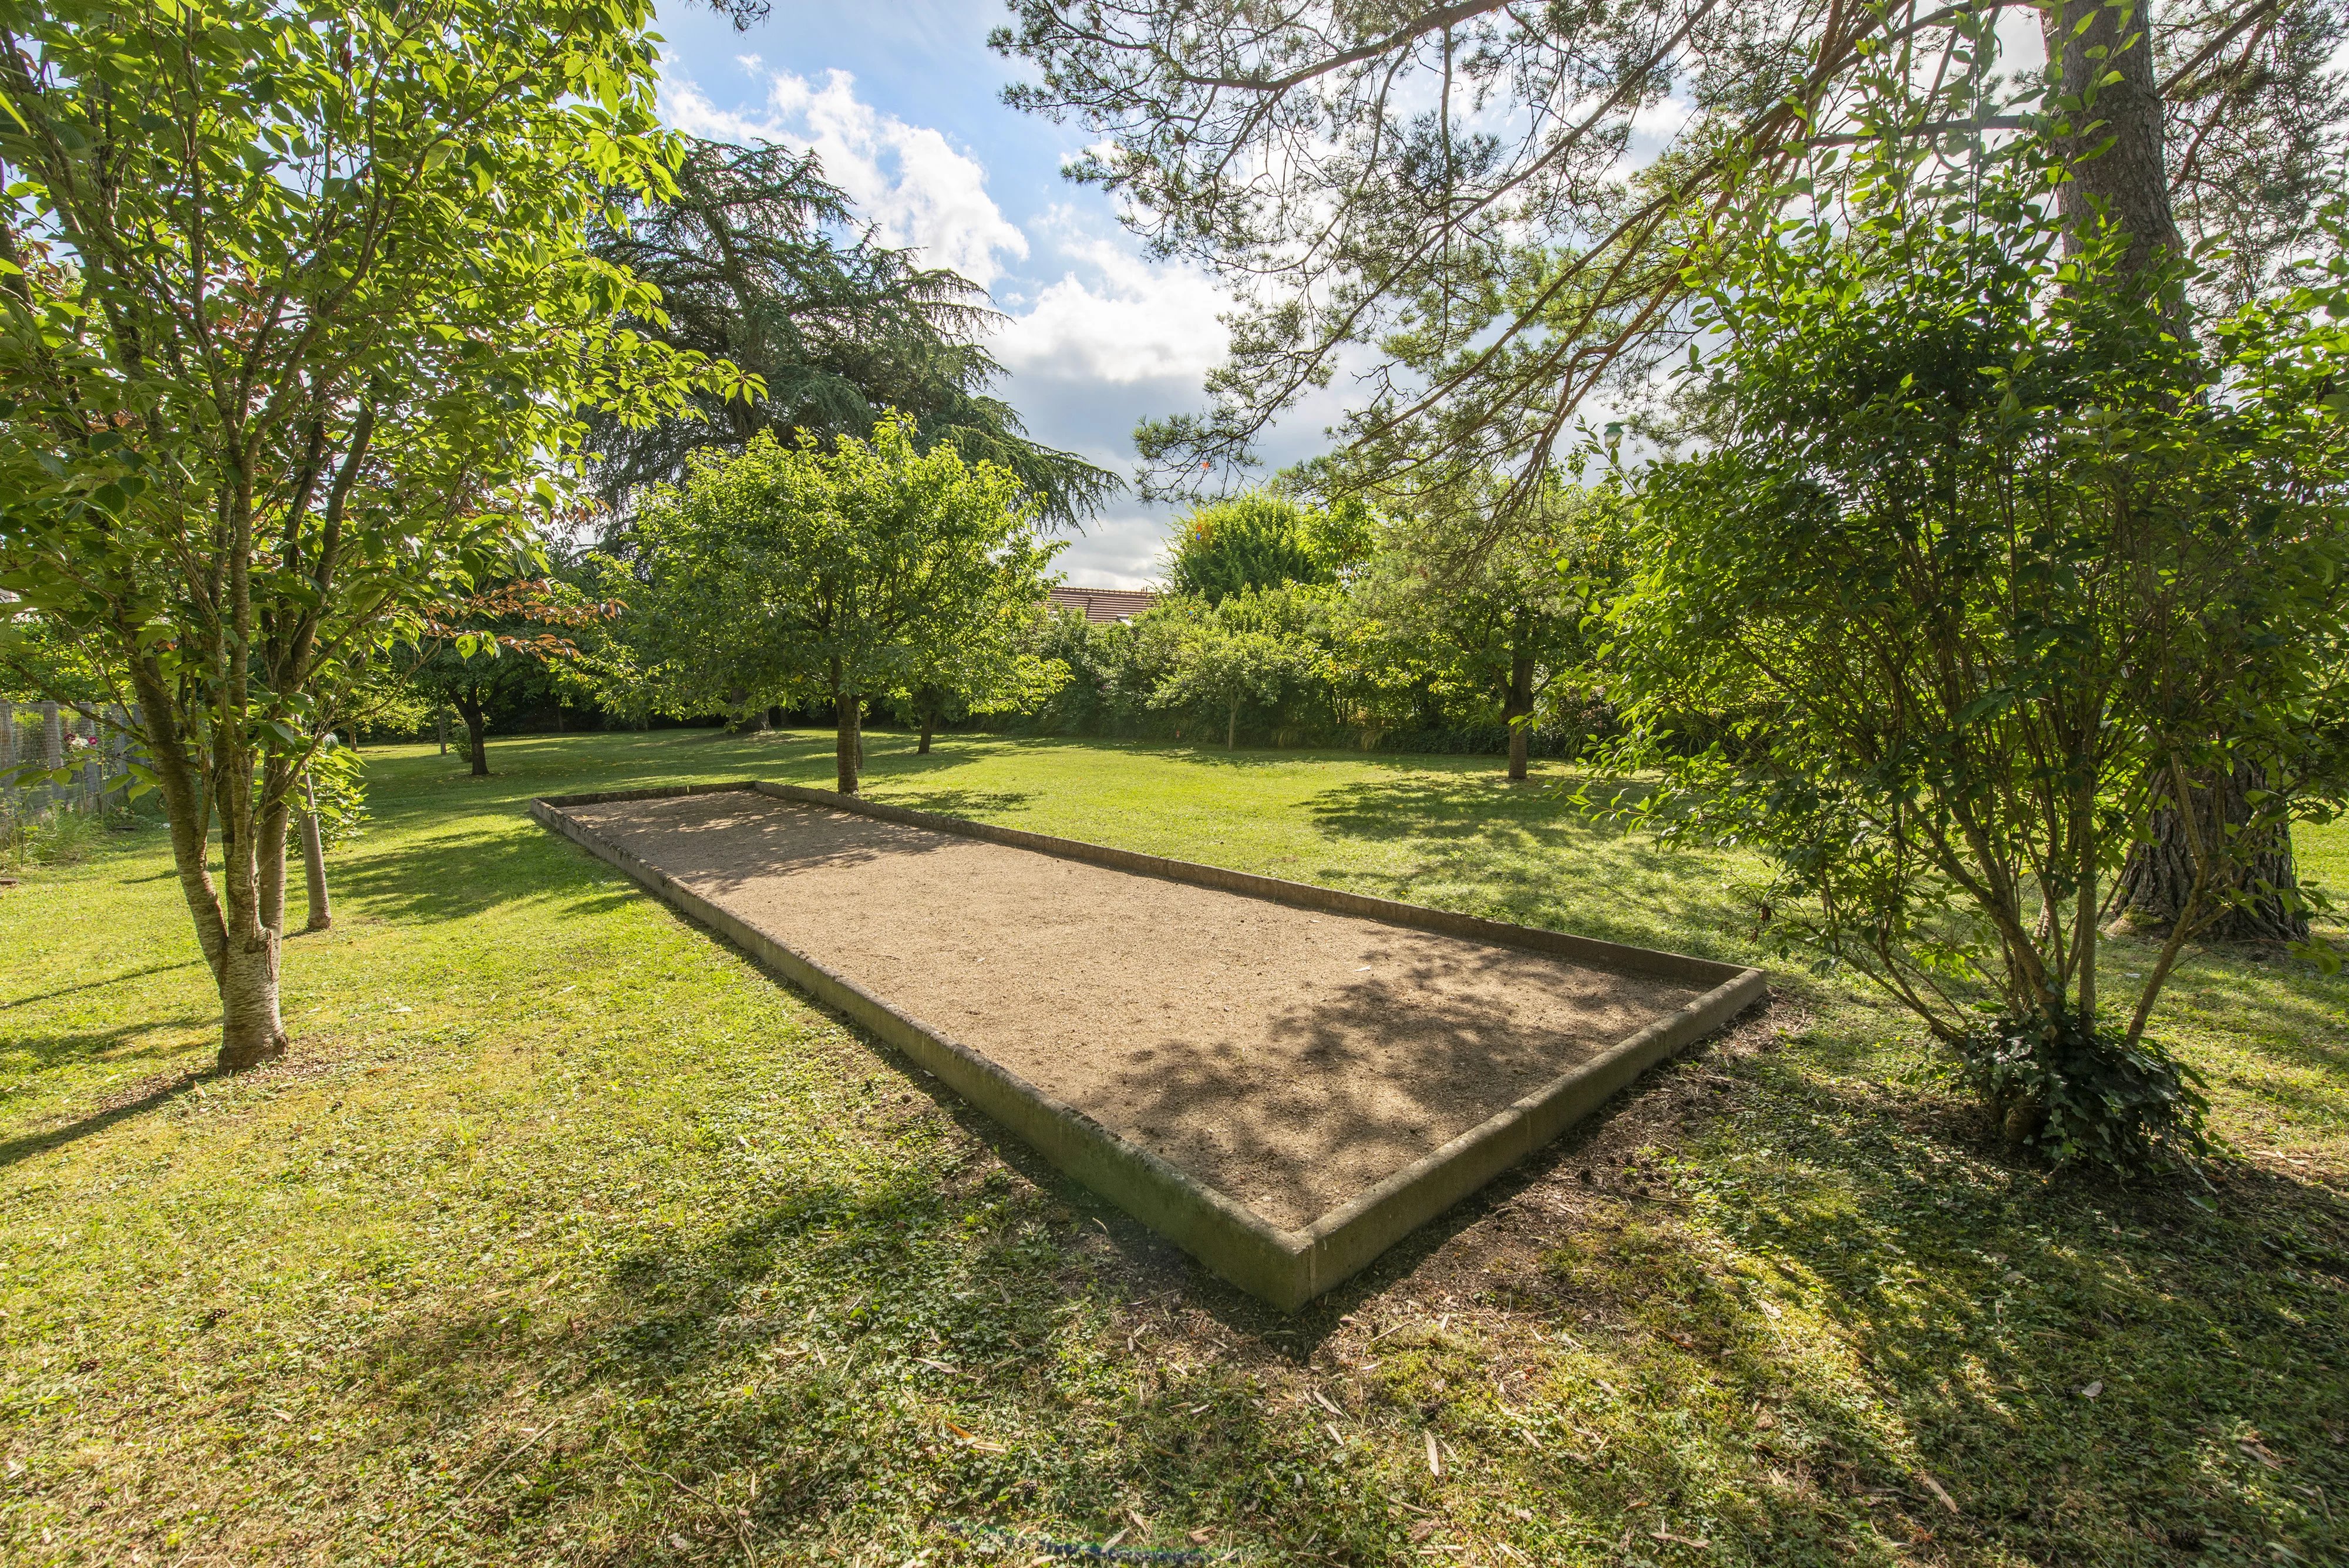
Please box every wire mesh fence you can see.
[0,702,140,832]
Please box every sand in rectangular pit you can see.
[568,792,1703,1231]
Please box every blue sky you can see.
[637,9,2075,584]
[646,1,1297,587]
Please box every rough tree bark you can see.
[834,689,862,793]
[2122,763,2308,941]
[2038,1,2306,941]
[299,771,333,933]
[2040,0,2180,279]
[457,692,489,778]
[1503,636,1536,782]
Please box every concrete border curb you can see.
[532,781,1766,1310]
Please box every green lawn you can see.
[1,728,2343,1567]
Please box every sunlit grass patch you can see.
[0,728,2340,1565]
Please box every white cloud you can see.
[663,66,1027,285]
[993,217,1229,386]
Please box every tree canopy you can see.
[609,415,1064,792]
[0,0,739,1068]
[587,138,1118,529]
[1601,133,2349,1167]
[995,0,2349,508]
[1162,491,1369,602]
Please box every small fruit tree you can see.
[0,0,744,1068]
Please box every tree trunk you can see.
[728,687,766,733]
[2119,763,2308,943]
[299,771,332,933]
[120,671,291,1071]
[834,691,862,793]
[1227,695,1239,750]
[918,708,935,755]
[217,924,288,1069]
[259,812,288,936]
[436,709,447,756]
[1503,643,1536,782]
[459,695,489,778]
[2038,1,2184,281]
[2038,2,2311,936]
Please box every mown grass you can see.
[0,726,2342,1567]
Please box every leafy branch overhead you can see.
[995,0,2349,508]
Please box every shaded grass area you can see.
[0,728,2341,1566]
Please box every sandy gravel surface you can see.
[567,792,1702,1230]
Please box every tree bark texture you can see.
[2037,2,2310,936]
[834,692,861,793]
[130,680,291,1070]
[259,813,288,937]
[300,771,332,933]
[459,694,489,778]
[1504,646,1536,782]
[2038,0,2184,280]
[2119,763,2308,942]
[918,710,935,754]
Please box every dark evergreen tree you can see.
[587,139,1117,529]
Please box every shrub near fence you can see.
[1,702,138,827]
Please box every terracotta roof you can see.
[1048,586,1162,623]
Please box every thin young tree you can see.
[0,0,741,1068]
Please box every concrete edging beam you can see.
[531,780,1766,1310]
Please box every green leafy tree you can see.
[1358,482,1617,780]
[1001,2,2349,931]
[891,624,1068,756]
[406,581,617,778]
[1163,490,1366,603]
[1147,590,1323,749]
[1603,140,2349,1170]
[618,415,1062,792]
[0,0,739,1068]
[587,139,1118,529]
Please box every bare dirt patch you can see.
[567,791,1707,1231]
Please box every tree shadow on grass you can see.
[1,1012,214,1079]
[1298,775,1754,959]
[0,1059,211,1168]
[0,958,204,1012]
[866,788,1041,820]
[2140,944,2349,1109]
[349,1139,1405,1564]
[328,820,652,927]
[1303,770,1653,846]
[1591,1062,2349,1563]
